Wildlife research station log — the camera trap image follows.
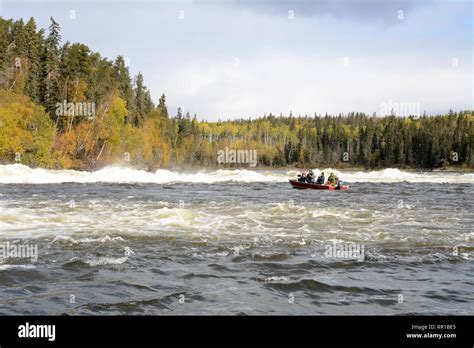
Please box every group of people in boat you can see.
[297,170,342,188]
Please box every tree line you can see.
[0,17,472,170]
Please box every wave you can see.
[64,247,134,267]
[290,168,474,184]
[84,256,129,266]
[0,164,284,184]
[0,264,36,271]
[0,164,472,184]
[333,168,474,184]
[51,235,125,245]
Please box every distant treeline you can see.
[0,17,472,170]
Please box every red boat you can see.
[289,180,349,190]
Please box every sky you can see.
[1,0,472,120]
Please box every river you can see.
[0,165,472,315]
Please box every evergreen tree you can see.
[12,18,27,57]
[113,55,134,113]
[23,18,42,102]
[133,72,147,126]
[158,93,168,118]
[40,17,61,119]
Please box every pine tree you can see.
[40,17,62,119]
[113,55,134,112]
[144,90,154,114]
[0,19,11,69]
[12,19,27,57]
[158,93,168,118]
[133,72,146,126]
[24,18,42,102]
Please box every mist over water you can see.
[0,166,472,315]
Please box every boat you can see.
[289,180,349,190]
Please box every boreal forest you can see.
[0,17,472,170]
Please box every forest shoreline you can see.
[1,17,472,173]
[167,164,474,173]
[2,161,473,173]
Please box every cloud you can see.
[3,0,471,119]
[158,50,471,120]
[224,0,427,23]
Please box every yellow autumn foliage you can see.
[0,90,55,166]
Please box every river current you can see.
[0,165,472,315]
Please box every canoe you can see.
[289,180,349,190]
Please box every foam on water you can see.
[0,176,471,315]
[51,235,125,244]
[0,199,470,254]
[295,167,474,183]
[0,164,472,184]
[0,264,36,271]
[0,164,282,184]
[337,168,474,183]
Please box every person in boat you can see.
[306,170,315,183]
[316,172,325,184]
[327,172,337,187]
[297,171,307,182]
[328,173,343,188]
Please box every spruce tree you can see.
[24,18,42,102]
[158,93,168,118]
[40,17,62,120]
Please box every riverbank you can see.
[170,163,474,173]
[1,161,473,174]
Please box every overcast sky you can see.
[2,0,472,120]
